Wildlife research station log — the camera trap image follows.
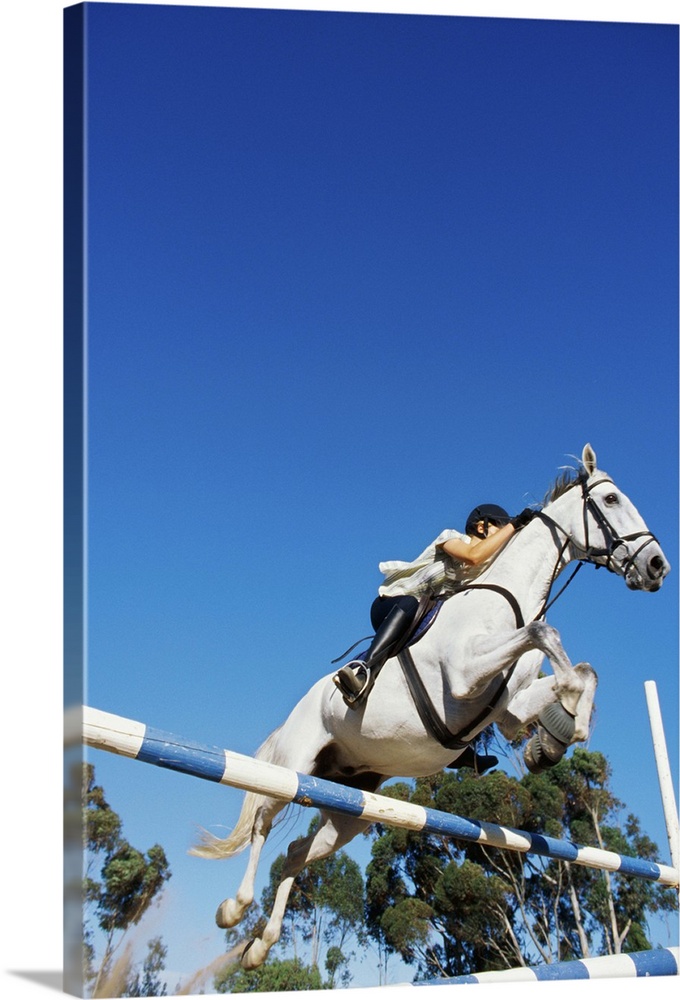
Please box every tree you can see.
[537,749,677,958]
[83,764,172,997]
[364,749,676,981]
[216,957,325,993]
[125,937,169,998]
[363,782,435,982]
[365,774,516,979]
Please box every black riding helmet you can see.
[465,503,511,538]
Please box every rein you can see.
[532,517,582,621]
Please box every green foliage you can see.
[84,764,123,856]
[537,749,676,956]
[83,764,172,997]
[215,746,672,989]
[97,842,170,933]
[216,957,325,993]
[380,898,433,958]
[124,937,169,997]
[324,945,347,985]
[364,748,676,981]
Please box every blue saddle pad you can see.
[409,599,444,645]
[359,599,444,658]
[343,599,444,663]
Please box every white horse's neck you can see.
[471,486,584,623]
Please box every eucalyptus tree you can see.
[83,764,172,997]
[364,748,675,981]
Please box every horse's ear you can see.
[582,443,597,476]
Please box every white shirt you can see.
[378,529,489,598]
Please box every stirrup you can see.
[333,661,372,708]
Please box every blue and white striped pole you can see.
[418,946,678,984]
[82,706,679,888]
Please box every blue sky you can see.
[80,2,678,988]
[3,2,679,999]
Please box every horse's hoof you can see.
[215,898,243,929]
[524,702,576,773]
[524,733,556,773]
[241,937,269,970]
[539,701,576,745]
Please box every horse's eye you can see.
[604,493,619,506]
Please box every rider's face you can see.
[474,521,501,538]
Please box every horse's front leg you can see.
[487,623,597,773]
[525,622,599,748]
[500,661,598,744]
[457,621,598,771]
[522,664,598,774]
[523,620,599,720]
[497,673,558,740]
[460,620,588,716]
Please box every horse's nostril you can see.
[649,555,666,578]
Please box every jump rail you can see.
[418,946,679,984]
[82,706,679,888]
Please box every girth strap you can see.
[398,646,471,750]
[398,583,524,751]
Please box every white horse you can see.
[191,444,670,969]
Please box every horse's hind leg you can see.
[216,796,285,929]
[241,811,371,970]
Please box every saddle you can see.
[334,583,523,746]
[395,592,444,653]
[336,581,524,668]
[331,592,444,668]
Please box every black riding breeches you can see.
[370,594,419,632]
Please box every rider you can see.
[333,503,537,726]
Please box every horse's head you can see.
[544,444,670,592]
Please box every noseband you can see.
[539,474,659,579]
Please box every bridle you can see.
[535,473,659,618]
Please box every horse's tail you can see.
[189,727,283,861]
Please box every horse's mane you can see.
[542,465,586,506]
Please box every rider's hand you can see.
[511,507,538,530]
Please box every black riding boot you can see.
[333,604,413,708]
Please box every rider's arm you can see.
[439,523,515,566]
